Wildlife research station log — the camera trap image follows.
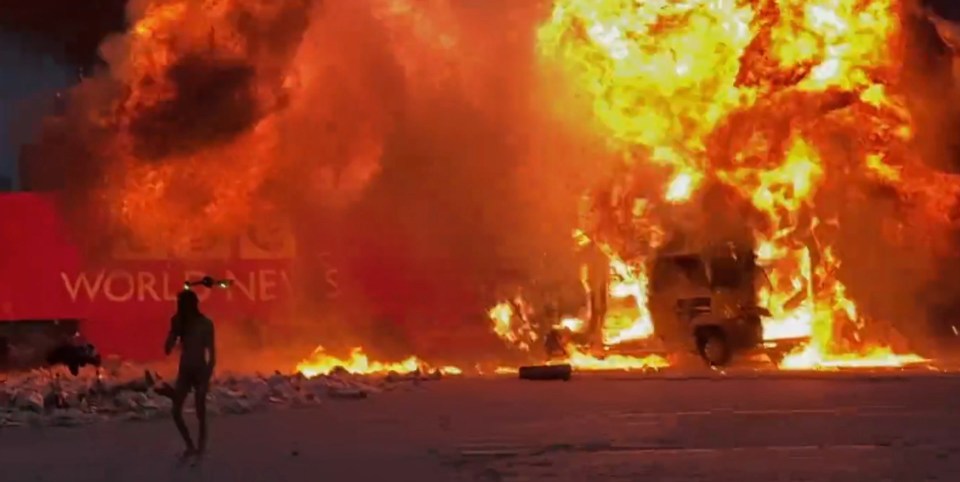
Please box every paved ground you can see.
[1,372,959,481]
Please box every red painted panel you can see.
[0,193,83,320]
[0,193,293,361]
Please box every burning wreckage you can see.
[486,0,957,373]
[491,193,810,369]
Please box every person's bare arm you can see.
[164,316,180,355]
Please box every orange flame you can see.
[519,0,955,370]
[565,347,669,372]
[487,300,540,351]
[296,346,460,378]
[602,254,654,344]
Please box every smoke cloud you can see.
[22,0,588,364]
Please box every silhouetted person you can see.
[165,290,216,457]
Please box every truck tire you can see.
[697,327,731,367]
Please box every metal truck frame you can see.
[547,241,807,367]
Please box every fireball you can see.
[485,0,953,370]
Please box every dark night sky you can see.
[0,1,126,188]
[1,0,960,188]
[928,0,960,21]
[0,0,127,68]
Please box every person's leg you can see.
[172,379,196,454]
[195,382,208,453]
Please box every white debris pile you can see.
[0,363,448,428]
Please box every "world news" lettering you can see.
[59,268,338,303]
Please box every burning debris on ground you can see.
[294,345,462,379]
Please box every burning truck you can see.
[487,0,956,372]
[566,236,806,367]
[493,191,809,368]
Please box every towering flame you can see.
[484,0,955,369]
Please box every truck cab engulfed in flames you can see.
[645,244,790,366]
[537,235,806,368]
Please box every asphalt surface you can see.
[1,372,959,481]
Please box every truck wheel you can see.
[697,328,731,367]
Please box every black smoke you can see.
[127,55,259,160]
[0,0,128,69]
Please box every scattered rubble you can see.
[0,363,450,428]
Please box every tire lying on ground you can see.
[518,364,573,381]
